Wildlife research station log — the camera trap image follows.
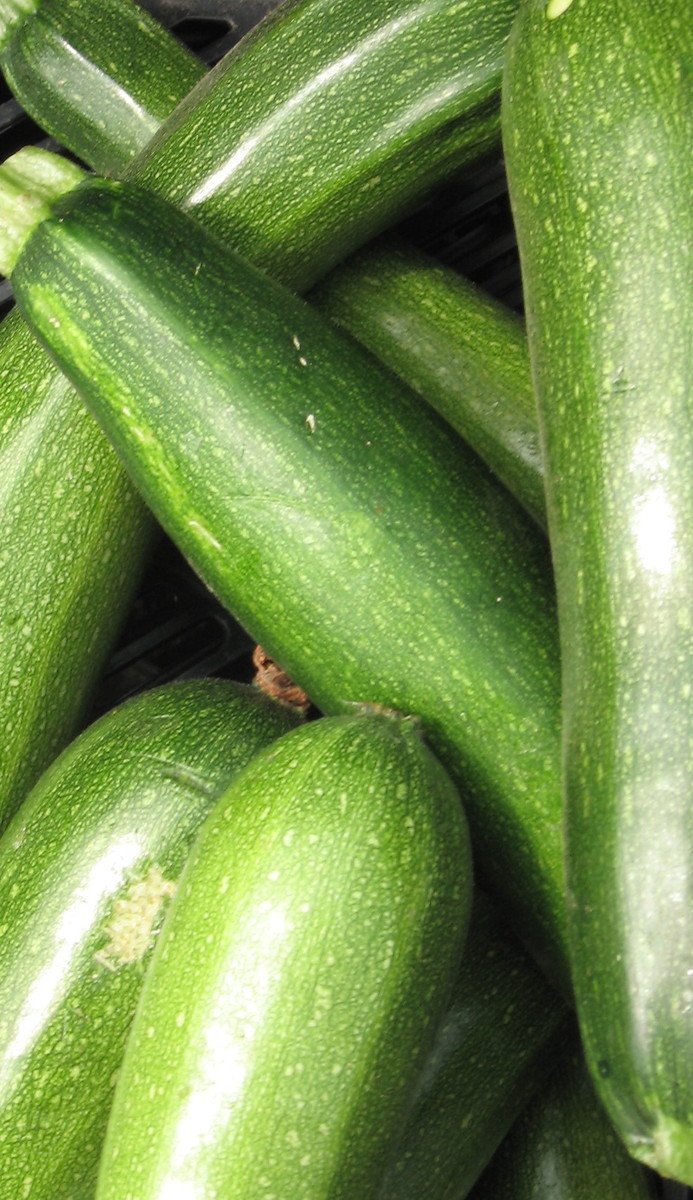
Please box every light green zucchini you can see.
[97,712,472,1199]
[0,678,299,1200]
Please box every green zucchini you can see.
[503,0,693,1180]
[0,678,299,1200]
[130,0,517,291]
[471,1042,655,1199]
[0,0,202,175]
[381,892,567,1200]
[0,307,154,822]
[97,712,472,1199]
[313,236,545,528]
[0,0,517,824]
[309,236,541,528]
[0,152,567,992]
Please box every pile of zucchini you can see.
[0,0,688,1197]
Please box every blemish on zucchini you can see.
[94,865,176,971]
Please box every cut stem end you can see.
[0,147,84,276]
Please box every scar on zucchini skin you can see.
[94,865,176,971]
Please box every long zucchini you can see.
[471,1042,655,1199]
[381,893,567,1199]
[0,0,518,823]
[97,712,472,1199]
[313,235,545,527]
[0,679,299,1200]
[0,152,567,990]
[503,0,692,1180]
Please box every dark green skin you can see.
[0,0,515,824]
[0,307,153,824]
[503,0,693,1180]
[0,1,204,824]
[129,0,518,291]
[0,0,202,175]
[380,893,567,1200]
[97,714,472,1200]
[12,176,568,992]
[313,236,545,526]
[0,679,299,1200]
[471,1043,655,1200]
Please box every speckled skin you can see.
[0,309,153,823]
[503,0,692,1181]
[471,1043,654,1199]
[379,892,567,1200]
[0,0,202,175]
[129,0,518,293]
[0,679,299,1200]
[11,174,567,990]
[0,0,516,825]
[96,713,471,1200]
[313,235,545,526]
[0,2,204,825]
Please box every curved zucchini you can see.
[0,0,202,175]
[471,1042,655,1199]
[381,893,567,1199]
[1,156,567,991]
[97,712,472,1199]
[313,236,545,528]
[503,0,693,1179]
[0,678,299,1200]
[0,0,517,823]
[130,0,517,291]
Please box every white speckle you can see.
[286,1130,300,1147]
[305,413,316,433]
[282,830,295,847]
[188,519,222,551]
[219,876,230,895]
[300,1154,311,1167]
[176,1011,186,1028]
[299,356,308,367]
[546,0,574,17]
[48,316,61,328]
[331,1063,343,1075]
[267,870,281,882]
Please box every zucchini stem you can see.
[0,147,84,276]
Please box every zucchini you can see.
[130,0,517,291]
[0,153,567,991]
[0,307,153,823]
[0,0,202,175]
[0,0,517,823]
[97,712,472,1200]
[313,235,545,527]
[471,1041,655,1199]
[503,0,693,1179]
[0,678,299,1200]
[381,892,567,1199]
